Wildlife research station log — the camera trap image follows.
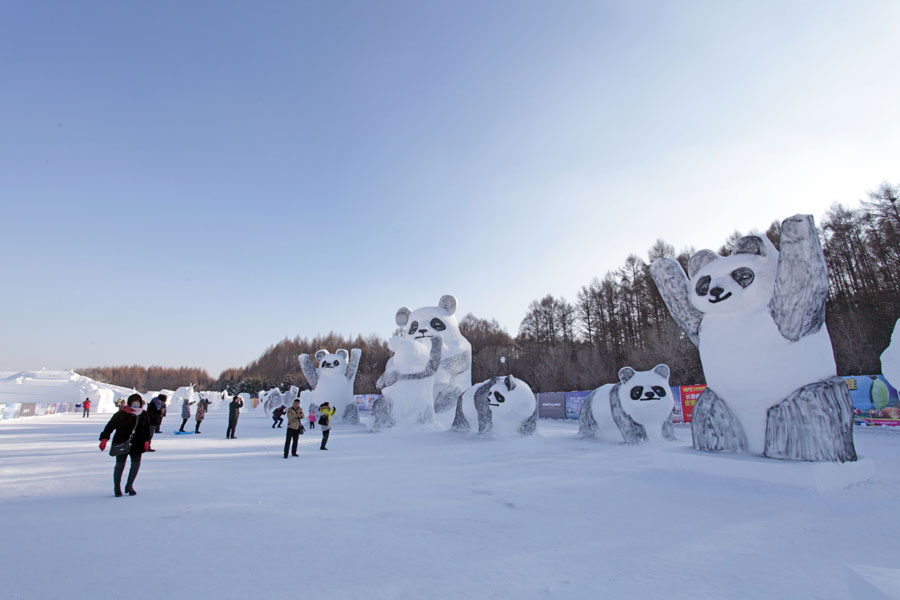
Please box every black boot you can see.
[115,488,123,497]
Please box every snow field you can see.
[1,413,899,599]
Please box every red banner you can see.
[679,385,706,423]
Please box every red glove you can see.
[144,441,150,451]
[99,439,108,451]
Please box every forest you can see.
[82,181,900,395]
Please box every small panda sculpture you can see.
[299,348,362,425]
[372,336,442,431]
[578,365,676,443]
[381,295,472,416]
[452,375,537,436]
[650,214,856,462]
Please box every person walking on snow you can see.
[283,400,304,458]
[99,393,152,497]
[318,403,336,451]
[179,398,194,432]
[226,396,243,439]
[272,405,286,428]
[82,398,91,418]
[195,397,208,434]
[308,409,316,430]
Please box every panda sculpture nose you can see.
[418,329,427,334]
[710,286,724,298]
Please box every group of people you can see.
[98,394,331,496]
[279,400,335,458]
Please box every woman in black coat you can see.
[99,393,152,497]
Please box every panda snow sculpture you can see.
[452,375,537,436]
[372,336,442,431]
[378,295,472,417]
[578,365,675,443]
[650,214,856,462]
[299,348,362,425]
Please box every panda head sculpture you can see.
[688,235,779,317]
[615,364,674,438]
[395,295,466,352]
[316,349,349,375]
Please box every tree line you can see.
[82,180,899,395]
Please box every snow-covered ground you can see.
[1,412,898,599]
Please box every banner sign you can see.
[537,392,566,419]
[565,391,593,420]
[18,403,36,417]
[354,394,381,411]
[846,374,900,426]
[679,385,706,423]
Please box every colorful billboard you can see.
[846,374,900,426]
[355,394,381,411]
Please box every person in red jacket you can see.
[82,398,91,418]
[99,393,152,497]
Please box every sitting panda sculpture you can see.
[379,295,472,418]
[372,336,442,431]
[650,214,856,462]
[452,375,537,436]
[578,365,675,443]
[299,348,362,425]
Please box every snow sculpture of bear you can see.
[380,295,472,416]
[452,375,537,436]
[299,348,362,425]
[650,214,856,462]
[880,319,900,391]
[372,336,442,431]
[578,365,675,443]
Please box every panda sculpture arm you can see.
[649,258,703,346]
[345,348,362,382]
[769,214,829,342]
[378,337,443,390]
[441,350,472,375]
[298,354,319,390]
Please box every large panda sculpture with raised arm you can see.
[299,348,362,425]
[650,214,856,462]
[382,295,472,418]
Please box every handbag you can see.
[109,413,140,457]
[318,414,328,426]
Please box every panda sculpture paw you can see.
[764,378,857,462]
[691,388,748,453]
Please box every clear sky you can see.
[2,0,898,376]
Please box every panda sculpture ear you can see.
[314,349,328,362]
[733,235,768,257]
[688,250,719,278]
[618,367,636,384]
[335,349,349,361]
[504,375,516,391]
[395,307,411,326]
[653,364,670,379]
[438,295,458,316]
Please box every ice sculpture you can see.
[880,319,900,391]
[650,214,856,461]
[380,295,471,416]
[578,365,675,443]
[452,375,537,436]
[299,348,362,425]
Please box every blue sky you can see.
[2,0,898,376]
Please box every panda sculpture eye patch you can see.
[695,275,711,296]
[408,321,419,335]
[731,267,755,288]
[489,391,506,407]
[630,386,644,400]
[430,318,446,331]
[652,386,667,397]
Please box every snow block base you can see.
[652,447,875,492]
